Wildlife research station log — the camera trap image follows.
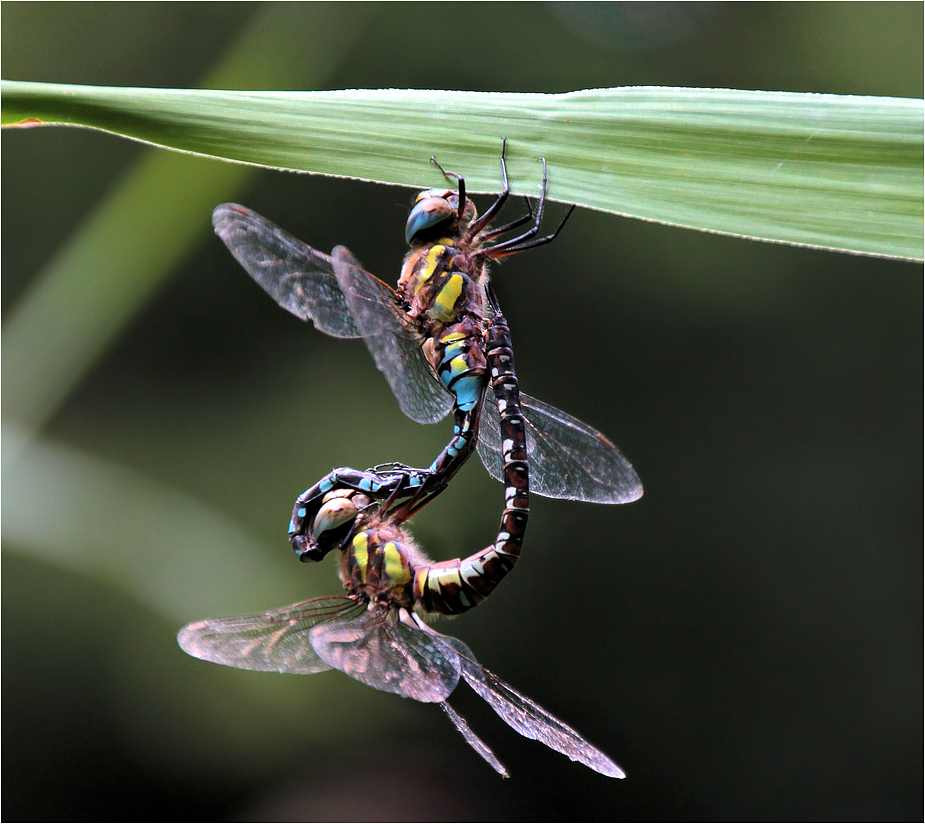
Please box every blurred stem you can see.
[2,425,303,621]
[1,2,370,462]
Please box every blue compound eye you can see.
[406,192,457,244]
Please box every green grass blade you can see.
[3,84,922,260]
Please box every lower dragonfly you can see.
[213,139,643,515]
[178,310,624,779]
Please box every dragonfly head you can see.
[293,489,371,563]
[405,188,476,245]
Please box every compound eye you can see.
[412,187,453,205]
[405,191,457,244]
[311,497,359,537]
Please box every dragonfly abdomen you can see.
[413,309,529,617]
[400,319,487,513]
[434,325,486,413]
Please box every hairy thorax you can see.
[339,521,431,611]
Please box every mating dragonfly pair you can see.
[178,142,642,778]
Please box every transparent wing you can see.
[177,596,361,674]
[213,205,453,423]
[440,701,509,778]
[438,635,626,779]
[476,392,643,504]
[212,204,360,338]
[309,607,460,702]
[332,246,454,425]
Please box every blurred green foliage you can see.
[2,3,922,821]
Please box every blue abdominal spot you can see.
[453,375,481,410]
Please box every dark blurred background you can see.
[2,3,922,821]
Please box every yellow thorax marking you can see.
[414,567,429,598]
[352,532,369,583]
[414,244,447,294]
[432,273,464,321]
[382,541,411,585]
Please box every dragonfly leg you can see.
[463,137,512,240]
[478,196,535,241]
[487,203,576,258]
[482,155,575,259]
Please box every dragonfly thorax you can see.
[397,238,490,416]
[340,522,430,610]
[399,244,487,322]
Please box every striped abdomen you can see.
[414,311,529,615]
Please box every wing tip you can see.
[176,621,205,657]
[601,471,644,505]
[211,202,250,234]
[625,481,644,503]
[553,477,645,505]
[579,752,626,779]
[607,762,627,779]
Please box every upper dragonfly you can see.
[213,140,642,510]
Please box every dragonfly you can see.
[287,288,524,563]
[213,139,642,516]
[178,310,624,778]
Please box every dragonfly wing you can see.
[332,246,453,425]
[440,635,626,779]
[309,608,460,702]
[177,596,360,674]
[212,204,359,338]
[440,702,509,777]
[476,392,643,504]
